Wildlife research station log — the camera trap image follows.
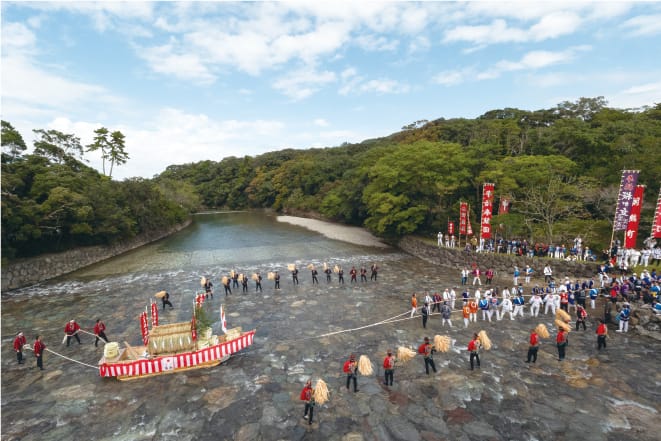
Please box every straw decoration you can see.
[251,273,258,281]
[556,309,570,322]
[200,277,206,287]
[230,270,236,278]
[555,319,572,332]
[333,265,340,274]
[397,346,416,363]
[433,335,451,353]
[477,330,492,350]
[267,272,275,280]
[238,274,245,282]
[357,355,373,375]
[535,323,550,338]
[323,263,328,271]
[221,276,228,285]
[307,263,315,270]
[313,379,329,405]
[287,264,296,271]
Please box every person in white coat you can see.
[530,293,543,317]
[499,297,514,320]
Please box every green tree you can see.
[108,130,129,178]
[86,127,111,175]
[1,120,27,163]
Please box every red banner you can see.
[624,185,645,248]
[448,221,455,235]
[653,187,661,239]
[195,293,205,306]
[498,197,510,215]
[140,311,149,346]
[459,202,468,235]
[151,301,159,327]
[467,211,473,236]
[481,183,495,239]
[191,311,197,342]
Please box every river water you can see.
[2,212,659,441]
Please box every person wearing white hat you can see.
[64,319,82,346]
[13,332,27,364]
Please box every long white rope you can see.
[23,344,100,370]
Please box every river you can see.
[1,212,659,441]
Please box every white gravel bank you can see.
[277,216,389,248]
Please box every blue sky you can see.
[2,1,660,179]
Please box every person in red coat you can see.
[300,379,314,425]
[468,333,481,370]
[33,335,46,370]
[13,332,27,364]
[526,329,539,364]
[343,354,358,392]
[94,319,109,347]
[596,319,608,350]
[64,319,82,346]
[383,349,395,386]
[556,328,568,361]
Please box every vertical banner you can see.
[614,170,640,231]
[448,221,455,236]
[467,209,473,236]
[624,185,645,248]
[653,187,661,239]
[220,304,227,334]
[498,197,510,215]
[459,202,468,235]
[481,183,495,239]
[151,301,159,327]
[140,310,149,346]
[191,310,197,342]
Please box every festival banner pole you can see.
[653,186,661,239]
[611,170,640,252]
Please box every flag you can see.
[459,202,468,235]
[624,185,645,248]
[140,310,149,346]
[151,301,159,327]
[195,293,205,305]
[654,187,661,239]
[499,197,510,215]
[480,183,495,239]
[448,221,455,235]
[191,310,197,342]
[220,304,227,334]
[614,170,640,231]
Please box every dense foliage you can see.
[157,98,660,250]
[1,122,191,259]
[3,97,660,260]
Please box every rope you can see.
[23,344,100,371]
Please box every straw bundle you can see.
[155,290,167,298]
[433,335,451,353]
[556,309,570,322]
[251,273,258,281]
[357,355,373,375]
[200,277,206,287]
[323,263,328,271]
[230,270,236,278]
[477,330,492,350]
[333,265,340,273]
[221,276,229,285]
[397,346,416,363]
[267,272,275,280]
[307,263,315,270]
[555,319,572,332]
[238,274,245,282]
[287,264,296,271]
[313,379,329,405]
[535,323,550,339]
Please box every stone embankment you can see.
[398,236,600,279]
[1,219,192,291]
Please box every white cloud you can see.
[272,67,337,100]
[354,34,399,51]
[443,19,528,45]
[137,39,216,84]
[338,68,409,95]
[313,118,330,127]
[621,14,661,37]
[408,35,430,53]
[479,46,591,80]
[609,81,661,109]
[529,12,582,40]
[1,22,37,54]
[432,68,473,86]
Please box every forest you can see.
[2,97,660,260]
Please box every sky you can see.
[2,1,661,180]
